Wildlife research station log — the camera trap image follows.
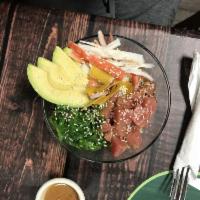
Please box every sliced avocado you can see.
[53,46,80,72]
[37,57,88,90]
[63,47,81,65]
[37,57,72,90]
[27,64,89,107]
[37,57,58,72]
[63,47,72,56]
[52,47,88,86]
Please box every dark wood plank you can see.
[0,3,97,199]
[0,4,93,199]
[0,1,10,58]
[0,5,67,200]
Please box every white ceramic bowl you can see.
[35,178,85,200]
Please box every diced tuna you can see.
[127,128,142,149]
[111,136,127,157]
[131,104,150,128]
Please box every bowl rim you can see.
[42,34,171,163]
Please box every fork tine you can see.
[176,167,186,199]
[170,171,176,197]
[179,166,190,200]
[169,166,190,200]
[170,169,179,199]
[173,169,181,200]
[170,169,180,200]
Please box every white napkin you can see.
[173,51,200,190]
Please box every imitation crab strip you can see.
[68,41,126,80]
[87,55,126,80]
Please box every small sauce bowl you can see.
[35,178,85,200]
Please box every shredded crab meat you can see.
[98,30,107,46]
[140,63,155,68]
[79,40,99,47]
[78,43,145,64]
[108,60,141,67]
[94,39,100,46]
[106,38,121,49]
[77,30,154,81]
[108,60,154,68]
[121,66,153,81]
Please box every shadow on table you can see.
[173,11,200,39]
[62,152,103,199]
[170,56,193,168]
[17,185,39,199]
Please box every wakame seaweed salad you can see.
[49,105,108,151]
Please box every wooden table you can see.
[0,2,200,200]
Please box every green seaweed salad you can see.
[49,105,108,151]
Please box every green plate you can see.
[128,171,200,200]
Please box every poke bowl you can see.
[28,31,171,163]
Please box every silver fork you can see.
[170,166,190,200]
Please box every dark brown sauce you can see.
[44,183,79,200]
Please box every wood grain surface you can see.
[0,1,10,59]
[0,3,200,200]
